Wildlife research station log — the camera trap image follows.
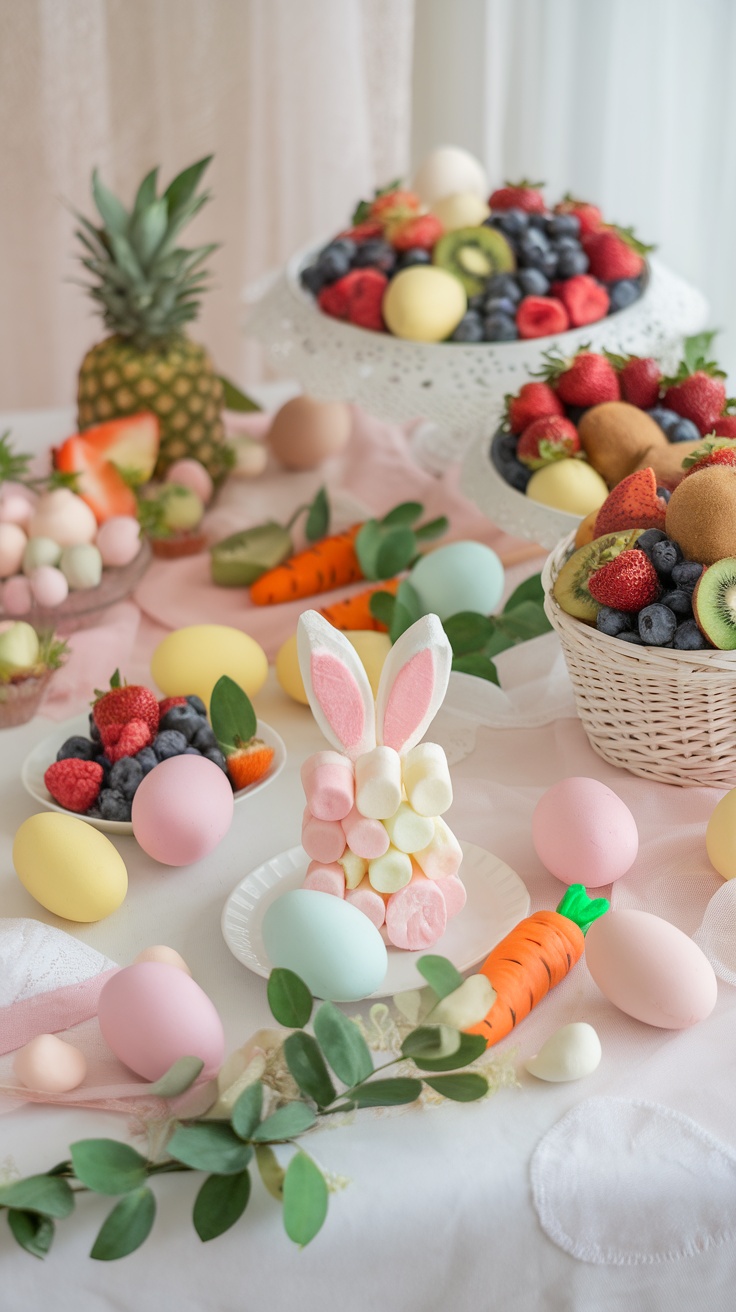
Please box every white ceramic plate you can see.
[221,840,530,998]
[21,711,287,836]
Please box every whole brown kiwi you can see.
[630,440,702,491]
[665,465,736,565]
[578,402,667,488]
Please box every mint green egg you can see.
[409,541,504,621]
[262,889,388,1001]
[60,543,103,590]
[22,536,62,574]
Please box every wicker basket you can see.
[542,532,736,788]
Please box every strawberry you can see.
[662,373,727,436]
[317,279,351,320]
[158,696,188,716]
[227,739,276,792]
[553,196,603,236]
[337,220,384,243]
[606,353,662,409]
[712,415,736,438]
[370,189,421,221]
[588,549,660,612]
[540,348,621,407]
[505,381,564,434]
[516,296,570,339]
[44,758,104,813]
[517,416,580,469]
[489,180,546,213]
[319,270,387,330]
[66,413,159,485]
[682,437,736,479]
[52,436,138,523]
[93,670,160,755]
[582,225,653,281]
[593,468,668,536]
[388,214,443,252]
[555,275,609,327]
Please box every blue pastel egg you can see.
[409,541,505,621]
[262,889,388,1001]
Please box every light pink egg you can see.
[0,483,37,527]
[165,458,214,505]
[0,523,27,578]
[585,909,718,1028]
[96,516,143,567]
[532,776,638,888]
[2,575,33,616]
[14,1033,87,1092]
[131,755,234,865]
[29,564,69,608]
[98,961,225,1081]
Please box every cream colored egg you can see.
[29,488,97,547]
[268,396,352,471]
[151,623,268,705]
[412,145,488,205]
[276,628,391,704]
[383,266,467,343]
[13,812,128,922]
[230,435,268,478]
[14,1033,87,1093]
[430,192,490,230]
[526,460,609,515]
[525,1023,602,1083]
[706,788,736,879]
[134,945,192,975]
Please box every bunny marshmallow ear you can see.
[376,612,452,755]
[297,610,377,759]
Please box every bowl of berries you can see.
[247,147,708,473]
[21,673,286,835]
[542,452,736,787]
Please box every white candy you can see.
[368,846,412,894]
[413,816,463,880]
[355,745,402,820]
[382,801,435,855]
[525,1023,602,1083]
[402,742,453,816]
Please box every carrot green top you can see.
[556,884,610,935]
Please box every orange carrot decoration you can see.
[467,885,609,1048]
[319,579,401,631]
[249,524,364,605]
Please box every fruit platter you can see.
[247,145,708,471]
[461,333,732,549]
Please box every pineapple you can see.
[75,157,231,481]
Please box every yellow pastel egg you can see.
[13,813,128,922]
[526,461,609,516]
[276,628,391,703]
[151,624,268,705]
[382,267,467,342]
[706,788,736,879]
[276,633,310,704]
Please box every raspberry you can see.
[105,719,154,763]
[344,269,388,331]
[44,758,104,813]
[555,274,610,328]
[516,296,570,339]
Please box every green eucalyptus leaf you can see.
[368,590,397,628]
[380,501,423,527]
[376,528,416,579]
[395,579,421,622]
[389,601,416,645]
[349,1077,422,1108]
[503,572,544,611]
[69,1141,148,1196]
[496,599,552,642]
[252,1102,316,1142]
[231,1082,263,1141]
[451,653,500,684]
[410,1032,488,1072]
[443,612,496,656]
[423,1073,489,1101]
[283,1033,337,1108]
[0,1175,74,1218]
[400,1025,462,1061]
[416,955,464,999]
[193,1170,251,1242]
[305,487,330,542]
[209,674,257,753]
[90,1187,156,1261]
[255,1145,285,1200]
[7,1209,54,1258]
[267,968,313,1028]
[148,1056,204,1098]
[354,520,381,580]
[413,515,449,542]
[483,629,516,659]
[282,1153,328,1247]
[312,1002,373,1086]
[219,375,262,412]
[167,1123,253,1174]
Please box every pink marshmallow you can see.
[303,861,346,898]
[301,807,346,864]
[413,817,463,880]
[435,873,467,919]
[301,750,354,822]
[385,872,447,950]
[341,804,390,859]
[345,877,386,929]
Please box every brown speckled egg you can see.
[268,396,352,470]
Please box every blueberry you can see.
[483,296,518,317]
[192,724,218,752]
[556,247,589,278]
[451,311,485,343]
[526,212,548,231]
[397,248,431,269]
[646,407,681,436]
[153,729,189,760]
[483,312,518,342]
[185,746,201,755]
[638,603,677,646]
[490,431,531,492]
[485,274,522,304]
[108,756,144,800]
[352,239,396,274]
[135,746,159,775]
[488,208,529,238]
[159,704,203,741]
[596,607,633,637]
[673,619,709,650]
[608,279,641,312]
[203,747,228,773]
[186,695,208,716]
[546,213,581,239]
[98,788,132,822]
[660,589,693,617]
[515,268,550,296]
[316,245,353,281]
[668,417,701,443]
[88,713,101,743]
[650,538,682,576]
[56,735,98,762]
[299,264,325,295]
[564,405,589,426]
[656,487,671,503]
[616,631,644,644]
[671,560,704,591]
[468,293,486,311]
[636,528,668,556]
[97,755,111,782]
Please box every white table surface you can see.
[2,405,735,1311]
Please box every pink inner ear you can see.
[311,651,366,750]
[382,648,434,750]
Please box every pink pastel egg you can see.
[2,574,33,616]
[13,1033,87,1092]
[131,755,234,865]
[585,909,717,1028]
[96,516,143,568]
[0,483,37,527]
[29,564,69,608]
[98,960,225,1080]
[165,458,214,505]
[532,776,638,888]
[0,523,27,578]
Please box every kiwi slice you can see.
[210,523,292,586]
[692,559,736,649]
[552,530,643,622]
[432,227,515,296]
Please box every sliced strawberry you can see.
[227,739,275,792]
[594,468,668,536]
[53,436,138,523]
[555,275,609,327]
[76,413,159,484]
[45,758,104,812]
[516,296,570,339]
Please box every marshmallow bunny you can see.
[296,610,465,950]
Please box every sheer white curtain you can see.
[0,0,414,410]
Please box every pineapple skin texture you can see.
[77,334,228,481]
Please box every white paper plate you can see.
[21,711,287,836]
[221,840,530,998]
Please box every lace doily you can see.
[0,918,116,1008]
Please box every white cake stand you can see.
[245,247,709,476]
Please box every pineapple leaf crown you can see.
[74,157,218,351]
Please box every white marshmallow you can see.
[355,745,402,820]
[368,846,413,894]
[402,741,453,817]
[382,801,435,855]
